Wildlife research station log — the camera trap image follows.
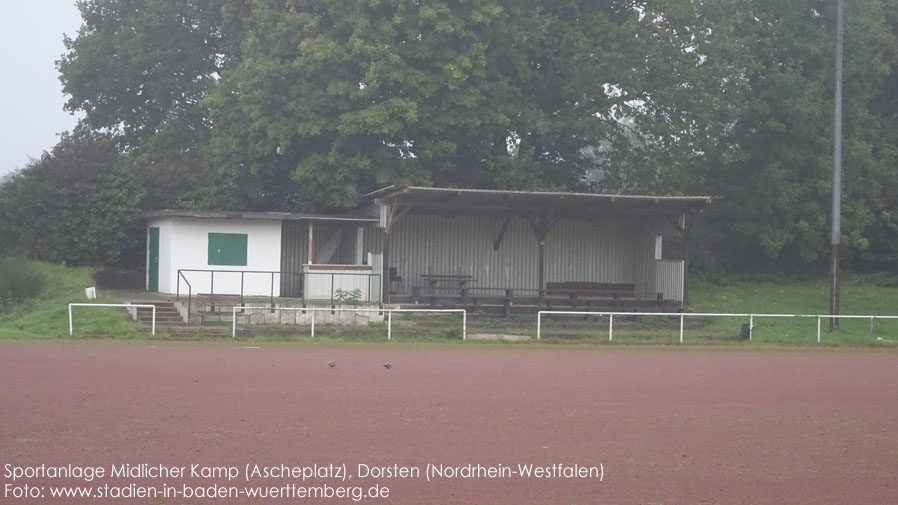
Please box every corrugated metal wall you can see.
[654,259,684,302]
[386,214,660,294]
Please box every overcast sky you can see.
[1,1,83,177]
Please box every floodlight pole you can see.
[830,0,843,330]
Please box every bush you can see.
[0,257,48,308]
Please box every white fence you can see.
[537,310,898,343]
[231,306,466,340]
[68,303,156,336]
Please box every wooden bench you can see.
[544,282,644,308]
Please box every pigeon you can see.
[383,362,392,369]
[327,361,336,368]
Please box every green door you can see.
[148,227,160,292]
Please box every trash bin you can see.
[739,323,751,340]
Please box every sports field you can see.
[1,341,896,504]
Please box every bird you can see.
[383,362,392,369]
[327,361,335,368]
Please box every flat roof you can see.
[365,185,713,218]
[143,209,379,223]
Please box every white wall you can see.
[148,217,283,296]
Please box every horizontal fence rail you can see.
[68,303,156,336]
[231,306,466,340]
[537,311,898,343]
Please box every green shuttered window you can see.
[208,233,248,266]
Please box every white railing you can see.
[68,303,156,336]
[231,306,466,340]
[537,311,898,344]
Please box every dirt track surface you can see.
[1,340,896,505]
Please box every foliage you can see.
[0,257,49,309]
[0,132,145,266]
[333,288,363,305]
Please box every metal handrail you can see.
[176,269,382,320]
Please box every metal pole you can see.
[388,310,392,340]
[749,314,754,341]
[462,310,467,341]
[151,306,156,335]
[830,0,843,330]
[68,304,73,336]
[679,314,684,343]
[608,313,613,341]
[537,312,542,340]
[817,316,822,344]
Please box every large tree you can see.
[204,1,668,209]
[0,132,144,265]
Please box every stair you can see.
[133,301,187,332]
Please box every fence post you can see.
[749,314,754,341]
[388,310,392,340]
[68,304,73,336]
[817,316,821,344]
[232,306,238,338]
[608,313,613,341]
[462,310,467,341]
[679,314,684,343]
[537,311,542,340]
[311,310,315,338]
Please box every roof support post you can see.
[307,220,315,264]
[669,211,701,307]
[525,214,558,303]
[382,231,391,304]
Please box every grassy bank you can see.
[0,262,139,338]
[684,276,898,346]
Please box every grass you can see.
[0,262,141,338]
[686,275,898,346]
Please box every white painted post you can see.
[536,311,542,340]
[749,314,754,341]
[817,316,821,344]
[462,310,467,341]
[232,306,238,338]
[68,304,73,336]
[679,314,684,343]
[311,311,315,338]
[608,313,613,341]
[151,305,156,335]
[388,310,392,340]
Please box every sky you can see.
[0,1,83,178]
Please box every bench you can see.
[544,282,642,306]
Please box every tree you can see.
[0,132,144,266]
[204,1,672,209]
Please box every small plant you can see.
[333,288,363,305]
[0,257,48,311]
